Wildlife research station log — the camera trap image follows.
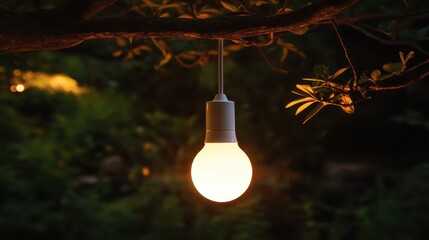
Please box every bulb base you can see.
[205,94,237,143]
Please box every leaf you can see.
[329,67,349,80]
[224,44,243,52]
[289,26,309,35]
[302,78,325,83]
[399,51,406,64]
[371,69,381,81]
[406,51,414,62]
[159,12,170,18]
[280,47,289,63]
[339,94,354,114]
[197,13,211,19]
[255,0,271,7]
[296,101,315,115]
[112,50,122,57]
[179,14,193,19]
[383,62,403,73]
[296,84,314,95]
[292,90,311,97]
[313,64,330,79]
[220,1,239,12]
[116,38,127,47]
[303,103,325,124]
[285,97,314,108]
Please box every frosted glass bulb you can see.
[191,142,252,202]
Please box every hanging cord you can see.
[218,39,224,95]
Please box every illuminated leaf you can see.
[292,90,309,97]
[289,26,309,35]
[285,97,314,108]
[179,14,193,18]
[116,38,127,47]
[159,12,170,18]
[224,44,243,52]
[371,69,381,81]
[279,7,294,14]
[220,1,239,12]
[383,62,403,73]
[329,67,348,80]
[280,47,289,64]
[399,51,406,64]
[406,51,414,62]
[303,103,325,124]
[339,94,354,114]
[199,8,222,14]
[157,3,182,11]
[197,13,211,19]
[296,101,315,115]
[296,84,314,95]
[255,0,271,7]
[302,78,325,82]
[112,50,122,57]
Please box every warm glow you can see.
[191,143,252,202]
[16,84,25,92]
[142,167,151,176]
[10,71,83,94]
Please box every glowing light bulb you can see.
[191,94,253,202]
[192,142,252,202]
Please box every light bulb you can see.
[191,94,253,202]
[191,142,252,202]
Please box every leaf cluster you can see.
[286,51,415,124]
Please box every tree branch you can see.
[331,19,358,88]
[0,0,358,52]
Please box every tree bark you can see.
[0,0,358,52]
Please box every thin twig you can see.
[344,23,429,57]
[368,71,429,91]
[257,47,289,74]
[188,0,197,19]
[232,32,275,47]
[331,19,358,89]
[237,0,252,13]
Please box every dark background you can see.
[1,0,429,239]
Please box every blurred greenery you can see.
[1,0,429,239]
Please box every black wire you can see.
[218,39,224,95]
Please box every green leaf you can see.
[289,26,309,35]
[296,101,315,115]
[371,70,381,81]
[220,1,239,12]
[329,67,349,80]
[313,64,330,79]
[383,62,403,73]
[303,103,325,124]
[285,97,314,108]
[296,84,314,95]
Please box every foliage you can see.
[286,51,416,123]
[1,0,429,239]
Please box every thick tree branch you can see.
[0,0,358,52]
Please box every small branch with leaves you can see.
[286,51,429,124]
